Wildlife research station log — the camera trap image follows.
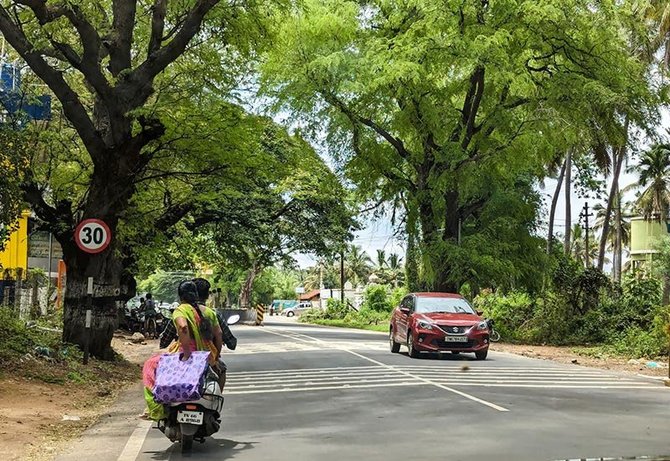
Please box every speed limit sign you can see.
[75,219,112,254]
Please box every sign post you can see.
[74,219,111,364]
[83,277,93,365]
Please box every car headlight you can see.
[476,321,488,331]
[417,320,434,330]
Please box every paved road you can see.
[59,318,670,461]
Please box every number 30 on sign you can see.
[75,219,112,254]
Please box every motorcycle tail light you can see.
[185,404,197,410]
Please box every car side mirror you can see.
[476,310,484,316]
[227,314,241,325]
[400,307,410,315]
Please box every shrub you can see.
[325,299,349,320]
[360,285,391,312]
[473,291,534,341]
[389,286,408,310]
[608,325,667,358]
[300,308,326,322]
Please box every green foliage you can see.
[360,285,391,313]
[325,298,350,320]
[262,0,660,294]
[474,291,534,341]
[0,129,29,250]
[138,271,195,303]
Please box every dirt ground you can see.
[0,333,158,461]
[492,343,670,379]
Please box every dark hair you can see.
[140,297,145,302]
[146,293,152,299]
[177,280,213,341]
[192,278,211,302]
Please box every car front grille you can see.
[438,325,469,335]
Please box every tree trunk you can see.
[547,159,567,254]
[598,138,628,270]
[239,263,261,309]
[405,216,420,292]
[564,149,572,255]
[614,189,622,283]
[59,230,135,360]
[57,153,140,359]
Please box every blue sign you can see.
[0,62,51,122]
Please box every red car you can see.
[389,292,490,360]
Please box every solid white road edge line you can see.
[116,420,152,461]
[264,327,510,412]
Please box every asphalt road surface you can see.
[58,318,670,461]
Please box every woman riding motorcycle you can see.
[142,280,223,420]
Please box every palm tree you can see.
[346,245,373,287]
[642,1,670,69]
[628,144,670,221]
[593,195,632,282]
[375,249,387,272]
[546,153,568,254]
[383,253,404,287]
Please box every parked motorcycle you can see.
[157,314,240,453]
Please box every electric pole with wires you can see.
[579,202,593,267]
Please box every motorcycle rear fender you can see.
[180,423,199,436]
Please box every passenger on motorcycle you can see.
[192,278,236,391]
[142,281,223,420]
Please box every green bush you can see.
[325,298,349,320]
[389,286,408,310]
[474,291,534,341]
[359,285,391,312]
[300,308,326,322]
[609,325,667,358]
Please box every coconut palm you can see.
[345,245,373,287]
[303,257,338,290]
[593,195,631,281]
[380,253,404,287]
[627,144,670,221]
[375,249,387,271]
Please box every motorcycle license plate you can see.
[177,410,203,425]
[446,336,468,342]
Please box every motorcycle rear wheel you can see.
[181,434,193,452]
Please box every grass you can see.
[301,318,388,332]
[0,306,139,387]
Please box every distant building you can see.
[0,211,63,277]
[629,217,669,271]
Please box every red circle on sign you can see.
[75,219,112,254]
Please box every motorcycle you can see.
[157,314,240,453]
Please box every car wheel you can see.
[287,311,295,317]
[475,349,488,360]
[390,328,400,353]
[407,332,420,358]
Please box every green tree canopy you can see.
[262,0,659,293]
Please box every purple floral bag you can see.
[153,351,210,404]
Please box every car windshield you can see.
[415,297,476,314]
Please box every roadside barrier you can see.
[255,304,265,326]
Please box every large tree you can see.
[0,0,271,358]
[263,0,653,292]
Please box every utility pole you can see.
[340,248,345,304]
[579,202,593,267]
